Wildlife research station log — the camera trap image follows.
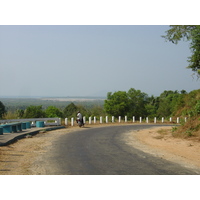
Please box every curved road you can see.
[43,125,199,175]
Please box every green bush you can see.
[23,105,46,118]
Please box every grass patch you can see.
[172,117,200,139]
[154,128,170,139]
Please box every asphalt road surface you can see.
[43,125,199,175]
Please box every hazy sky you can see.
[0,25,199,97]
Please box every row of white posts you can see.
[65,116,187,126]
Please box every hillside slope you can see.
[174,89,200,138]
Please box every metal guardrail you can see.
[0,118,61,126]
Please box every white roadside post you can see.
[112,116,114,123]
[65,118,68,126]
[71,117,74,126]
[106,116,108,123]
[59,118,61,125]
[94,116,96,124]
[185,117,187,122]
[146,117,149,123]
[162,117,164,123]
[100,116,103,124]
[177,117,180,124]
[89,117,92,124]
[154,117,157,124]
[119,116,121,123]
[83,116,86,124]
[140,117,142,123]
[125,116,127,123]
[169,117,172,123]
[133,116,135,123]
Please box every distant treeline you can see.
[0,98,104,112]
[0,88,199,121]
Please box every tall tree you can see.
[63,103,77,118]
[127,88,148,119]
[104,91,129,117]
[162,25,200,76]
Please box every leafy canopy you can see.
[162,25,200,76]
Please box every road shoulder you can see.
[123,126,200,172]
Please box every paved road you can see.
[43,125,199,175]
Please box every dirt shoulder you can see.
[124,126,200,172]
[0,125,200,174]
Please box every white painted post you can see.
[169,117,172,122]
[94,116,96,124]
[125,116,127,123]
[133,116,135,123]
[119,116,121,123]
[146,117,148,123]
[89,117,92,124]
[100,116,103,124]
[59,118,61,125]
[106,116,108,123]
[177,117,180,124]
[162,117,164,123]
[65,118,68,125]
[71,117,74,126]
[140,117,142,123]
[112,116,114,123]
[154,117,157,123]
[185,117,187,122]
[83,116,86,124]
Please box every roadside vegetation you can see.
[0,88,199,139]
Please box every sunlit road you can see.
[43,125,198,175]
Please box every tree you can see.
[23,105,46,118]
[162,25,200,76]
[104,91,129,117]
[0,101,6,119]
[16,109,24,118]
[45,106,63,118]
[127,88,148,119]
[63,103,77,118]
[145,95,160,118]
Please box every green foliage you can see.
[45,106,63,118]
[104,91,129,117]
[104,88,149,119]
[127,88,148,119]
[162,25,200,76]
[0,101,6,119]
[156,90,184,117]
[63,103,77,118]
[23,105,46,118]
[16,109,24,118]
